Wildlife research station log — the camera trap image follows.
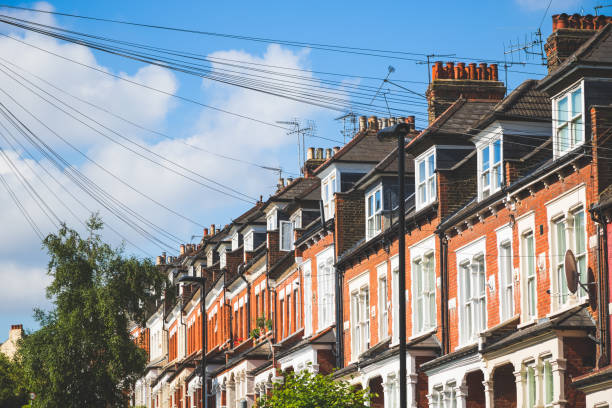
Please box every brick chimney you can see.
[426,61,506,123]
[545,13,612,72]
[302,147,326,177]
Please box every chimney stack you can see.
[426,61,505,123]
[545,13,612,72]
[303,146,327,177]
[210,224,216,235]
[325,148,332,159]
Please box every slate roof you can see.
[419,98,500,138]
[268,177,320,202]
[472,80,551,130]
[314,128,400,174]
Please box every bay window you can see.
[366,187,383,240]
[554,84,583,155]
[317,249,335,330]
[480,139,502,199]
[416,148,436,209]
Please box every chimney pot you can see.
[358,115,367,131]
[10,324,22,331]
[277,178,285,190]
[211,224,216,235]
[325,148,332,159]
[180,244,186,255]
[203,228,209,236]
[367,116,379,131]
[156,256,162,265]
[333,146,340,154]
[316,147,323,159]
[306,147,315,160]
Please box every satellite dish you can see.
[564,249,578,294]
[587,267,598,311]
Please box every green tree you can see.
[0,353,27,408]
[18,216,170,408]
[258,370,373,408]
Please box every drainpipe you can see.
[335,258,344,368]
[590,207,610,366]
[239,271,251,337]
[437,230,449,355]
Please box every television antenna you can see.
[276,119,315,175]
[595,4,612,15]
[415,53,456,84]
[335,112,357,144]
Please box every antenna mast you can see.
[276,119,315,175]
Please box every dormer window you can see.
[290,210,302,229]
[231,232,240,251]
[366,187,382,240]
[266,208,278,231]
[554,83,583,156]
[244,231,254,252]
[479,139,502,199]
[322,172,337,220]
[415,147,436,209]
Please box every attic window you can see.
[479,139,502,200]
[266,209,278,231]
[279,220,294,251]
[322,172,337,220]
[415,147,436,209]
[366,187,382,240]
[554,83,584,156]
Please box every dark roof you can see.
[351,146,415,191]
[472,80,551,130]
[573,365,612,389]
[314,129,399,174]
[232,202,265,226]
[481,305,595,354]
[265,177,320,205]
[420,99,500,137]
[539,24,612,90]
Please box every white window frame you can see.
[350,284,370,360]
[525,360,537,408]
[478,138,503,200]
[457,238,487,346]
[322,172,338,221]
[290,210,302,229]
[522,230,537,321]
[316,247,335,331]
[553,81,584,157]
[366,186,383,240]
[302,260,313,337]
[266,208,278,231]
[377,262,389,341]
[543,356,554,408]
[231,232,240,251]
[415,147,436,209]
[412,251,436,335]
[497,224,514,323]
[244,231,254,252]
[390,255,400,345]
[279,220,294,251]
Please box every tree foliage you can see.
[18,216,169,408]
[257,370,373,408]
[0,353,27,408]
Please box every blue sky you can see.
[0,0,600,341]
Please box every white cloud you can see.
[0,3,345,331]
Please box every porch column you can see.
[482,377,494,408]
[408,373,419,408]
[514,369,525,408]
[535,360,543,408]
[551,358,567,408]
[455,385,468,408]
[382,375,398,408]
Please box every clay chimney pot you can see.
[368,116,379,131]
[316,147,323,159]
[306,147,315,160]
[180,244,186,255]
[359,116,367,131]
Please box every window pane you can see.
[428,154,435,176]
[528,366,536,408]
[574,211,585,253]
[558,125,569,152]
[571,88,582,117]
[545,360,554,404]
[419,160,425,182]
[495,164,503,189]
[482,146,490,170]
[572,118,583,144]
[429,178,435,201]
[368,195,373,216]
[493,140,501,163]
[375,190,381,211]
[558,96,568,122]
[419,184,426,204]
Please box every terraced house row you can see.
[132,14,612,408]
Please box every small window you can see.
[279,220,294,251]
[366,187,383,240]
[499,241,514,322]
[480,139,503,199]
[413,252,436,335]
[415,148,436,208]
[555,85,583,156]
[244,232,254,252]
